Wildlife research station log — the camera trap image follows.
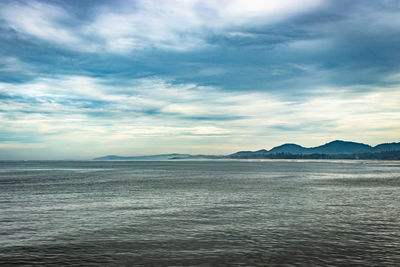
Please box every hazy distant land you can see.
[94,140,400,160]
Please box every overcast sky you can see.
[1,0,400,159]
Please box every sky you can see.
[1,0,400,159]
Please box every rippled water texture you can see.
[1,160,399,266]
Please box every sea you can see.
[0,160,399,266]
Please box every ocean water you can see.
[0,160,399,266]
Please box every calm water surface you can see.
[0,160,399,266]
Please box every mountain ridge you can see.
[230,140,400,157]
[94,140,400,160]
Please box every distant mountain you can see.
[94,153,191,161]
[229,140,400,158]
[94,141,400,160]
[373,142,400,152]
[309,140,372,154]
[268,144,307,154]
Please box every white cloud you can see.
[215,0,324,26]
[1,2,81,44]
[0,0,326,53]
[1,75,400,158]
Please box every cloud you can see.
[1,1,86,47]
[1,74,399,159]
[0,0,325,53]
[2,0,400,90]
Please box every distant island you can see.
[94,140,400,160]
[94,153,192,161]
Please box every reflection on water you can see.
[1,160,399,266]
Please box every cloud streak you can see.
[1,0,325,53]
[1,75,399,159]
